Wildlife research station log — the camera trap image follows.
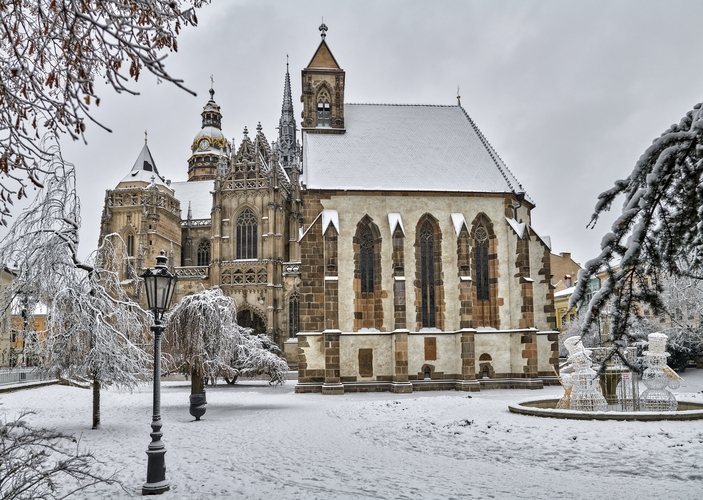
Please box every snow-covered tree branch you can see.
[0,0,209,225]
[572,103,703,344]
[0,141,151,429]
[163,287,288,396]
[0,411,124,499]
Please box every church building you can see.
[99,25,559,394]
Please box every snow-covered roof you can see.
[554,286,576,298]
[171,180,214,220]
[303,104,530,201]
[120,144,166,185]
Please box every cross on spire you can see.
[209,74,215,100]
[144,130,148,144]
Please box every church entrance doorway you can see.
[237,309,266,334]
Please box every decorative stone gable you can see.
[223,129,269,193]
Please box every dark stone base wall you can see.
[295,377,545,393]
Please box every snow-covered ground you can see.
[2,370,703,499]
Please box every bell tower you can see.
[301,23,345,134]
[187,82,231,181]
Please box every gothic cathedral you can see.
[100,27,559,394]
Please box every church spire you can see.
[278,57,299,176]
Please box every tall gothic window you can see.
[236,208,258,259]
[289,293,299,338]
[197,239,210,267]
[360,224,374,294]
[420,220,436,327]
[317,92,330,126]
[126,233,135,257]
[475,225,489,300]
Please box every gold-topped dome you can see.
[187,86,231,182]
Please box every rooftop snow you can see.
[171,180,214,220]
[554,286,576,298]
[303,104,530,200]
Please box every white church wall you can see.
[302,333,325,372]
[537,331,555,375]
[407,333,461,377]
[316,192,509,333]
[339,333,393,380]
[475,331,512,376]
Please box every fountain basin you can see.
[509,398,703,421]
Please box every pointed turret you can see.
[278,58,300,177]
[121,143,163,182]
[301,24,346,133]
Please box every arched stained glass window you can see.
[197,239,210,267]
[236,208,258,259]
[360,224,374,294]
[126,233,135,257]
[289,293,299,338]
[475,225,489,300]
[317,91,330,126]
[420,220,436,327]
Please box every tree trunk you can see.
[92,377,101,430]
[191,367,204,395]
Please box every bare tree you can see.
[163,288,288,414]
[572,103,703,345]
[0,0,208,225]
[0,142,151,429]
[0,411,125,499]
[639,273,703,370]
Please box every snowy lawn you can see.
[2,370,703,499]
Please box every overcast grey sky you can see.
[54,0,703,266]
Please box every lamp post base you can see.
[142,479,170,496]
[142,441,169,495]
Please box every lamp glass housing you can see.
[141,252,178,320]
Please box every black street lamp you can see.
[141,250,178,496]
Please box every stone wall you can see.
[296,328,546,394]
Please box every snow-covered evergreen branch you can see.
[572,103,703,343]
